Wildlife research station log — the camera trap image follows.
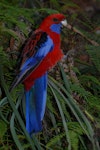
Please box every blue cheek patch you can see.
[50,23,62,34]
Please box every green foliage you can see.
[0,47,10,66]
[0,0,100,150]
[46,133,65,149]
[86,45,100,72]
[0,120,7,138]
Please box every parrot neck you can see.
[39,24,61,46]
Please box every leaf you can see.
[86,45,100,72]
[49,76,97,148]
[0,26,21,40]
[47,95,58,115]
[0,47,10,66]
[49,84,71,150]
[0,120,7,138]
[0,65,36,150]
[69,131,79,150]
[46,133,65,148]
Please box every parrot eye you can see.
[53,18,59,23]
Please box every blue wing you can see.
[10,31,54,90]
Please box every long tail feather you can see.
[25,73,47,134]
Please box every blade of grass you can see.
[49,111,62,146]
[0,97,9,124]
[0,97,8,106]
[32,135,43,150]
[49,111,61,136]
[49,76,99,150]
[0,65,36,150]
[58,65,94,137]
[49,84,71,150]
[79,136,88,150]
[58,63,71,94]
[58,65,100,150]
[10,95,24,150]
[49,78,90,138]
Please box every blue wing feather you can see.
[21,35,53,71]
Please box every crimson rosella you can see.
[10,13,67,135]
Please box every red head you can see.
[39,13,67,33]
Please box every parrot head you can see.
[39,13,67,34]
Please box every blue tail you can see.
[25,73,47,134]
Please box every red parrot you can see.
[10,13,67,135]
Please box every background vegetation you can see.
[0,0,100,149]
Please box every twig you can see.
[66,24,99,46]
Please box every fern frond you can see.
[0,47,10,67]
[86,45,100,72]
[46,133,65,148]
